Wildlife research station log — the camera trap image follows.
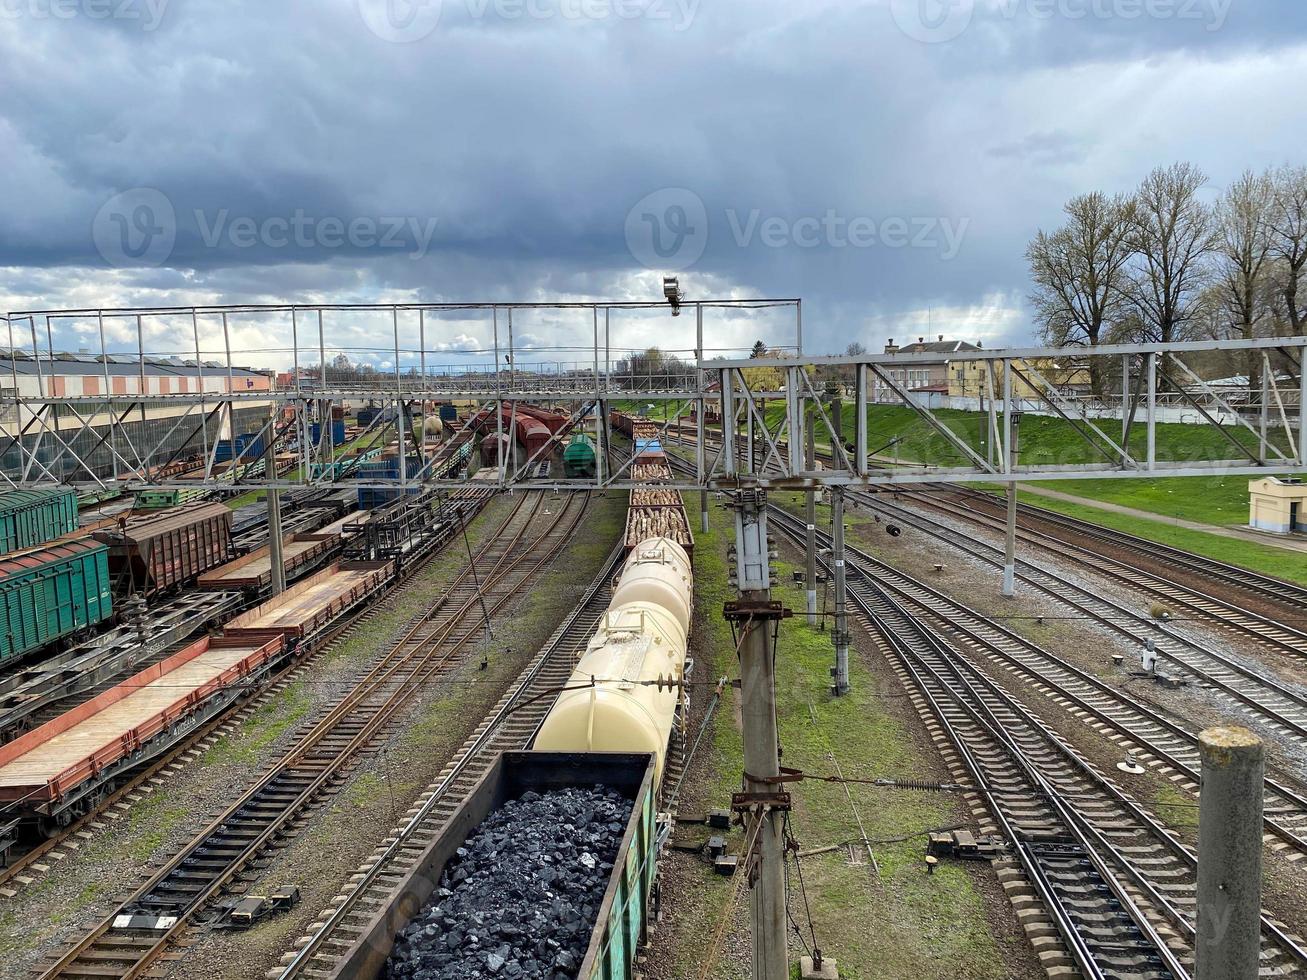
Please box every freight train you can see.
[0,490,491,836]
[358,466,694,980]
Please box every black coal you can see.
[384,785,631,980]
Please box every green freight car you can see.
[0,488,79,555]
[0,539,114,663]
[563,433,598,478]
[324,751,659,980]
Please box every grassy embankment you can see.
[660,494,1012,980]
[746,400,1306,581]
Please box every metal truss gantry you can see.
[3,297,1306,493]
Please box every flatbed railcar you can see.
[0,632,285,831]
[326,751,658,980]
[0,539,114,666]
[92,502,234,597]
[0,488,79,555]
[222,560,393,647]
[195,532,339,592]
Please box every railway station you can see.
[5,6,1307,979]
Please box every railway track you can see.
[866,577,1307,979]
[683,426,1307,640]
[876,485,1307,658]
[768,506,1307,863]
[770,507,1307,978]
[938,484,1307,612]
[273,539,628,979]
[828,489,1307,746]
[0,491,494,892]
[675,435,1307,749]
[31,489,587,980]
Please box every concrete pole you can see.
[1196,726,1264,980]
[265,410,286,596]
[831,488,849,695]
[700,489,709,534]
[805,413,817,627]
[733,493,788,980]
[1002,414,1021,598]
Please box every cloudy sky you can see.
[1,0,1305,368]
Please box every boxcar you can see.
[92,502,234,597]
[0,539,113,663]
[0,488,79,555]
[324,751,657,980]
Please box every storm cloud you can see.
[2,0,1305,361]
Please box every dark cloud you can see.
[1,0,1305,359]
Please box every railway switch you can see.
[926,829,1002,862]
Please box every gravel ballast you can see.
[385,785,631,980]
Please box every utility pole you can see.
[805,412,817,627]
[831,488,849,695]
[1196,726,1264,980]
[264,409,286,596]
[725,490,790,980]
[1002,413,1022,598]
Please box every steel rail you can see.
[35,490,587,980]
[277,539,629,978]
[769,506,1307,858]
[836,545,1306,977]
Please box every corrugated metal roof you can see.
[1,356,266,378]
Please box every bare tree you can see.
[1215,169,1276,387]
[1127,163,1218,346]
[1270,165,1307,336]
[1027,191,1135,397]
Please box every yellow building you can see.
[1249,477,1307,534]
[949,357,1093,400]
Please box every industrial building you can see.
[1,351,273,482]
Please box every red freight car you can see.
[515,404,569,435]
[92,502,234,597]
[513,414,552,461]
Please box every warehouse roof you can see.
[0,351,266,378]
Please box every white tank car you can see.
[611,538,692,632]
[533,536,693,784]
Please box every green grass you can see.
[1013,490,1307,586]
[666,495,1010,980]
[765,402,1296,472]
[1023,474,1293,528]
[122,791,192,863]
[202,683,313,766]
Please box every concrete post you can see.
[732,493,788,980]
[700,488,709,535]
[1196,726,1264,980]
[805,416,817,627]
[831,488,849,695]
[265,412,286,596]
